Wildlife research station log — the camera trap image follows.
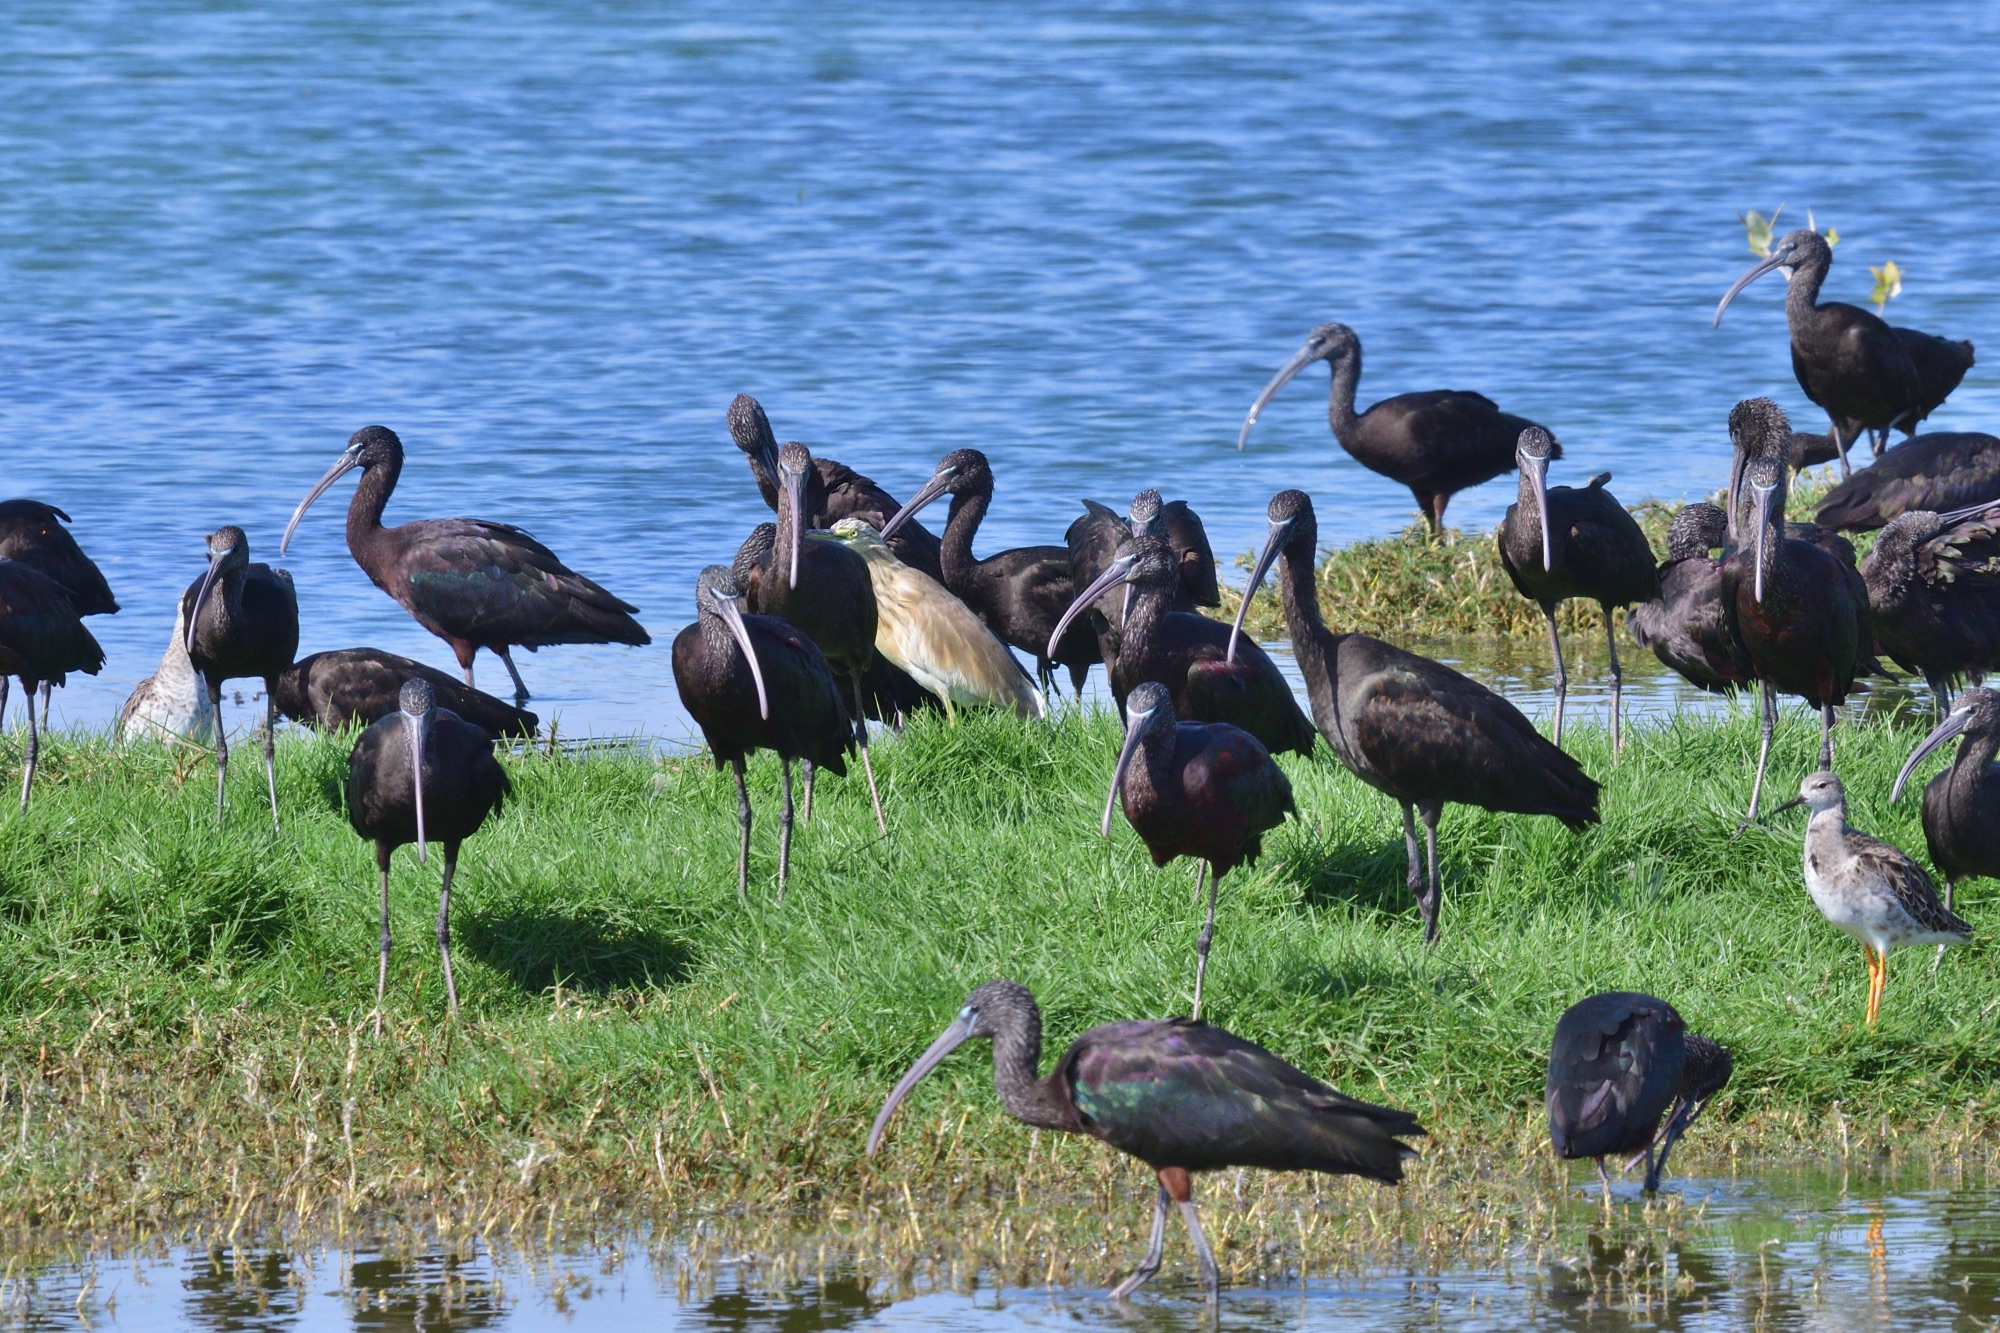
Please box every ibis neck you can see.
[1785,251,1830,327]
[347,456,401,558]
[1949,727,2000,793]
[941,487,991,585]
[989,1010,1073,1133]
[1327,352,1362,444]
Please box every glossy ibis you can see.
[0,560,105,810]
[1628,502,1754,697]
[346,677,509,1032]
[117,600,214,746]
[1858,504,2000,711]
[1769,772,1970,1024]
[1051,534,1315,759]
[1719,404,1870,819]
[1495,428,1659,750]
[878,448,1099,695]
[275,648,540,738]
[674,565,854,899]
[1237,321,1554,533]
[1715,229,1969,474]
[727,393,944,581]
[1545,992,1731,1200]
[1065,491,1220,669]
[1814,433,2000,532]
[182,526,300,831]
[821,520,1044,720]
[1105,681,1295,1018]
[0,499,117,731]
[867,979,1422,1300]
[281,425,649,705]
[1893,689,2000,968]
[1231,489,1599,943]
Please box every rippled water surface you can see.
[7,0,1999,739]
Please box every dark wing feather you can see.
[1161,501,1221,607]
[0,560,107,684]
[388,519,649,648]
[1545,993,1684,1159]
[0,500,118,616]
[1816,434,2000,531]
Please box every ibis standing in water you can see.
[675,566,854,898]
[1893,688,2000,966]
[1628,502,1754,698]
[1231,489,1600,943]
[281,426,650,705]
[0,560,105,810]
[0,499,118,730]
[1714,229,1971,473]
[1858,504,2000,712]
[1770,772,1970,1024]
[867,979,1423,1300]
[1104,681,1295,1018]
[1814,432,2000,532]
[182,526,300,830]
[1545,992,1732,1200]
[1495,428,1658,750]
[879,448,1099,695]
[274,648,539,738]
[1237,321,1554,533]
[346,678,510,1033]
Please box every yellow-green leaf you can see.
[1737,205,1782,258]
[1869,260,1903,313]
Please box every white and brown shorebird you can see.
[1774,771,1971,1024]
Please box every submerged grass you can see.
[0,696,1994,1280]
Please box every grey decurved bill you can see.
[184,549,229,654]
[866,1013,975,1156]
[1227,517,1293,665]
[281,445,363,554]
[1892,707,1970,803]
[1047,553,1136,660]
[1712,250,1790,328]
[711,588,770,720]
[1104,705,1154,838]
[877,466,957,544]
[407,705,430,865]
[1237,338,1326,452]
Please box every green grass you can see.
[0,699,1992,1272]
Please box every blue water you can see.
[7,2,1999,738]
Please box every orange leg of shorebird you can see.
[1862,943,1886,1026]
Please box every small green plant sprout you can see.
[1739,204,1784,257]
[1870,260,1904,314]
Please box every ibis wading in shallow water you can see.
[346,678,510,1033]
[281,425,650,705]
[1232,489,1599,943]
[1545,992,1731,1200]
[1237,321,1554,532]
[1495,428,1658,750]
[0,500,117,731]
[181,526,299,831]
[1893,688,2000,966]
[867,979,1423,1301]
[1104,681,1295,1018]
[0,560,105,810]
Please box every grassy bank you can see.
[0,703,1994,1278]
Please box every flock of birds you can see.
[3,229,1998,1298]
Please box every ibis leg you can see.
[17,680,37,812]
[1109,1185,1170,1300]
[1400,802,1423,898]
[211,680,229,823]
[0,675,8,732]
[1819,704,1836,770]
[462,660,475,689]
[263,691,282,834]
[731,757,751,903]
[1832,418,1853,479]
[800,760,815,825]
[1936,879,1956,973]
[1746,681,1776,821]
[1418,803,1443,946]
[1596,1157,1613,1205]
[495,646,531,705]
[1191,865,1219,1021]
[436,845,461,1019]
[37,682,50,733]
[851,677,886,834]
[374,853,393,1038]
[1603,604,1624,754]
[777,757,794,905]
[1177,1201,1221,1299]
[1542,607,1568,747]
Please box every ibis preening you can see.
[1545,993,1732,1200]
[1050,534,1315,759]
[275,649,540,738]
[1232,490,1600,943]
[345,677,509,1033]
[1715,229,1973,473]
[117,600,215,747]
[1771,772,1970,1024]
[728,393,944,581]
[281,425,649,705]
[1237,321,1554,533]
[1893,689,2000,967]
[1104,681,1295,1018]
[673,566,853,899]
[0,499,117,731]
[866,979,1423,1300]
[1628,503,1753,697]
[1495,428,1659,750]
[1815,433,2000,532]
[879,448,1099,695]
[181,526,299,831]
[0,560,105,810]
[821,519,1044,720]
[1859,504,2000,711]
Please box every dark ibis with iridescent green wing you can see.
[1104,681,1294,1018]
[345,678,509,1033]
[867,979,1422,1301]
[182,526,299,831]
[281,425,649,705]
[275,648,539,738]
[1815,432,2000,533]
[0,560,105,810]
[1231,490,1599,943]
[0,499,117,731]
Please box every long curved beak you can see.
[1228,516,1294,664]
[1525,453,1553,571]
[1726,449,1747,545]
[1893,709,1970,803]
[866,1013,975,1156]
[1104,706,1153,837]
[1713,250,1790,328]
[185,548,228,654]
[1237,339,1325,452]
[1049,554,1135,659]
[407,707,430,865]
[281,445,363,554]
[1643,1094,1708,1193]
[1751,486,1774,602]
[713,590,769,720]
[878,467,956,543]
[781,468,805,589]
